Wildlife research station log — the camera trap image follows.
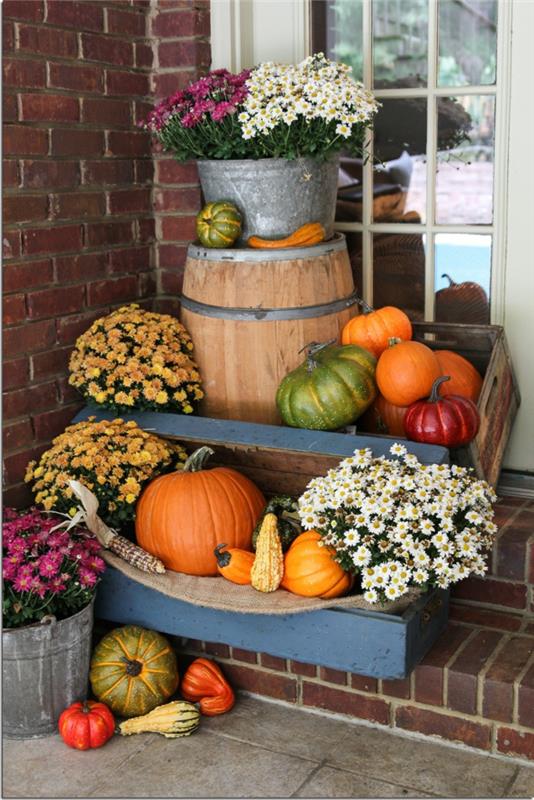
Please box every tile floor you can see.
[3,695,534,799]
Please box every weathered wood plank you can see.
[73,408,449,465]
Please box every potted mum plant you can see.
[298,443,498,605]
[143,53,379,242]
[2,507,105,738]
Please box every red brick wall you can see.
[2,0,210,505]
[150,0,210,316]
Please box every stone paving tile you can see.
[506,766,534,797]
[204,694,349,761]
[87,727,317,798]
[2,733,152,798]
[294,764,431,798]
[326,724,518,798]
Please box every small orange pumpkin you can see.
[376,339,441,406]
[435,350,483,403]
[341,302,412,359]
[359,393,409,437]
[135,447,265,576]
[281,531,353,599]
[214,544,254,585]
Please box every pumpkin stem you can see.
[183,446,214,473]
[121,656,143,677]
[441,273,456,287]
[81,701,91,714]
[387,337,402,347]
[299,339,336,373]
[355,296,374,314]
[214,544,231,568]
[429,375,451,403]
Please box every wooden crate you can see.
[75,408,450,678]
[359,323,520,488]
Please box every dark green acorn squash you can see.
[276,341,377,431]
[196,200,242,248]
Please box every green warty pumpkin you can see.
[276,340,377,431]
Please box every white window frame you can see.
[211,0,513,324]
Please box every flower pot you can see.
[2,599,94,738]
[197,155,340,243]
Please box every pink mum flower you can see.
[79,568,98,588]
[13,572,33,592]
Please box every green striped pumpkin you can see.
[90,625,179,719]
[276,342,377,431]
[196,200,242,248]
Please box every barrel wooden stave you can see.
[180,235,358,425]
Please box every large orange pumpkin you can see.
[135,446,266,576]
[281,531,353,599]
[435,350,483,403]
[359,393,409,437]
[376,339,441,406]
[341,303,412,359]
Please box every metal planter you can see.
[197,155,340,243]
[2,600,94,739]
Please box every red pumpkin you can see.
[180,658,235,716]
[359,393,409,437]
[341,302,412,359]
[58,700,115,751]
[404,376,480,448]
[435,350,483,402]
[376,339,441,406]
[136,446,265,576]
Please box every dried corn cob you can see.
[106,533,166,574]
[63,480,166,574]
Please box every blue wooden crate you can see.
[75,407,450,679]
[95,568,449,680]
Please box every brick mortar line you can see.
[451,597,530,614]
[9,22,148,43]
[513,648,534,723]
[443,627,479,707]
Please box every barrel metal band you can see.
[180,292,359,321]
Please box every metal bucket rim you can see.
[2,597,94,636]
[187,232,347,262]
[197,154,340,169]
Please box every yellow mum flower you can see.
[155,390,169,404]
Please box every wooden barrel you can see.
[180,233,358,424]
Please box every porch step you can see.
[451,495,534,614]
[178,615,534,762]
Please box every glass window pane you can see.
[345,231,364,296]
[438,0,497,87]
[436,94,495,224]
[373,98,427,223]
[434,234,491,323]
[373,0,428,89]
[373,233,426,320]
[313,0,364,82]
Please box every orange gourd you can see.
[214,544,254,585]
[180,658,235,716]
[281,531,353,599]
[135,447,265,576]
[247,222,325,249]
[435,350,483,403]
[341,302,412,359]
[376,339,441,406]
[359,393,409,437]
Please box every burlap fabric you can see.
[102,551,422,616]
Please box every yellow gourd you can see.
[118,701,200,738]
[250,512,284,592]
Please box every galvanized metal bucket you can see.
[2,599,94,738]
[197,155,340,243]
